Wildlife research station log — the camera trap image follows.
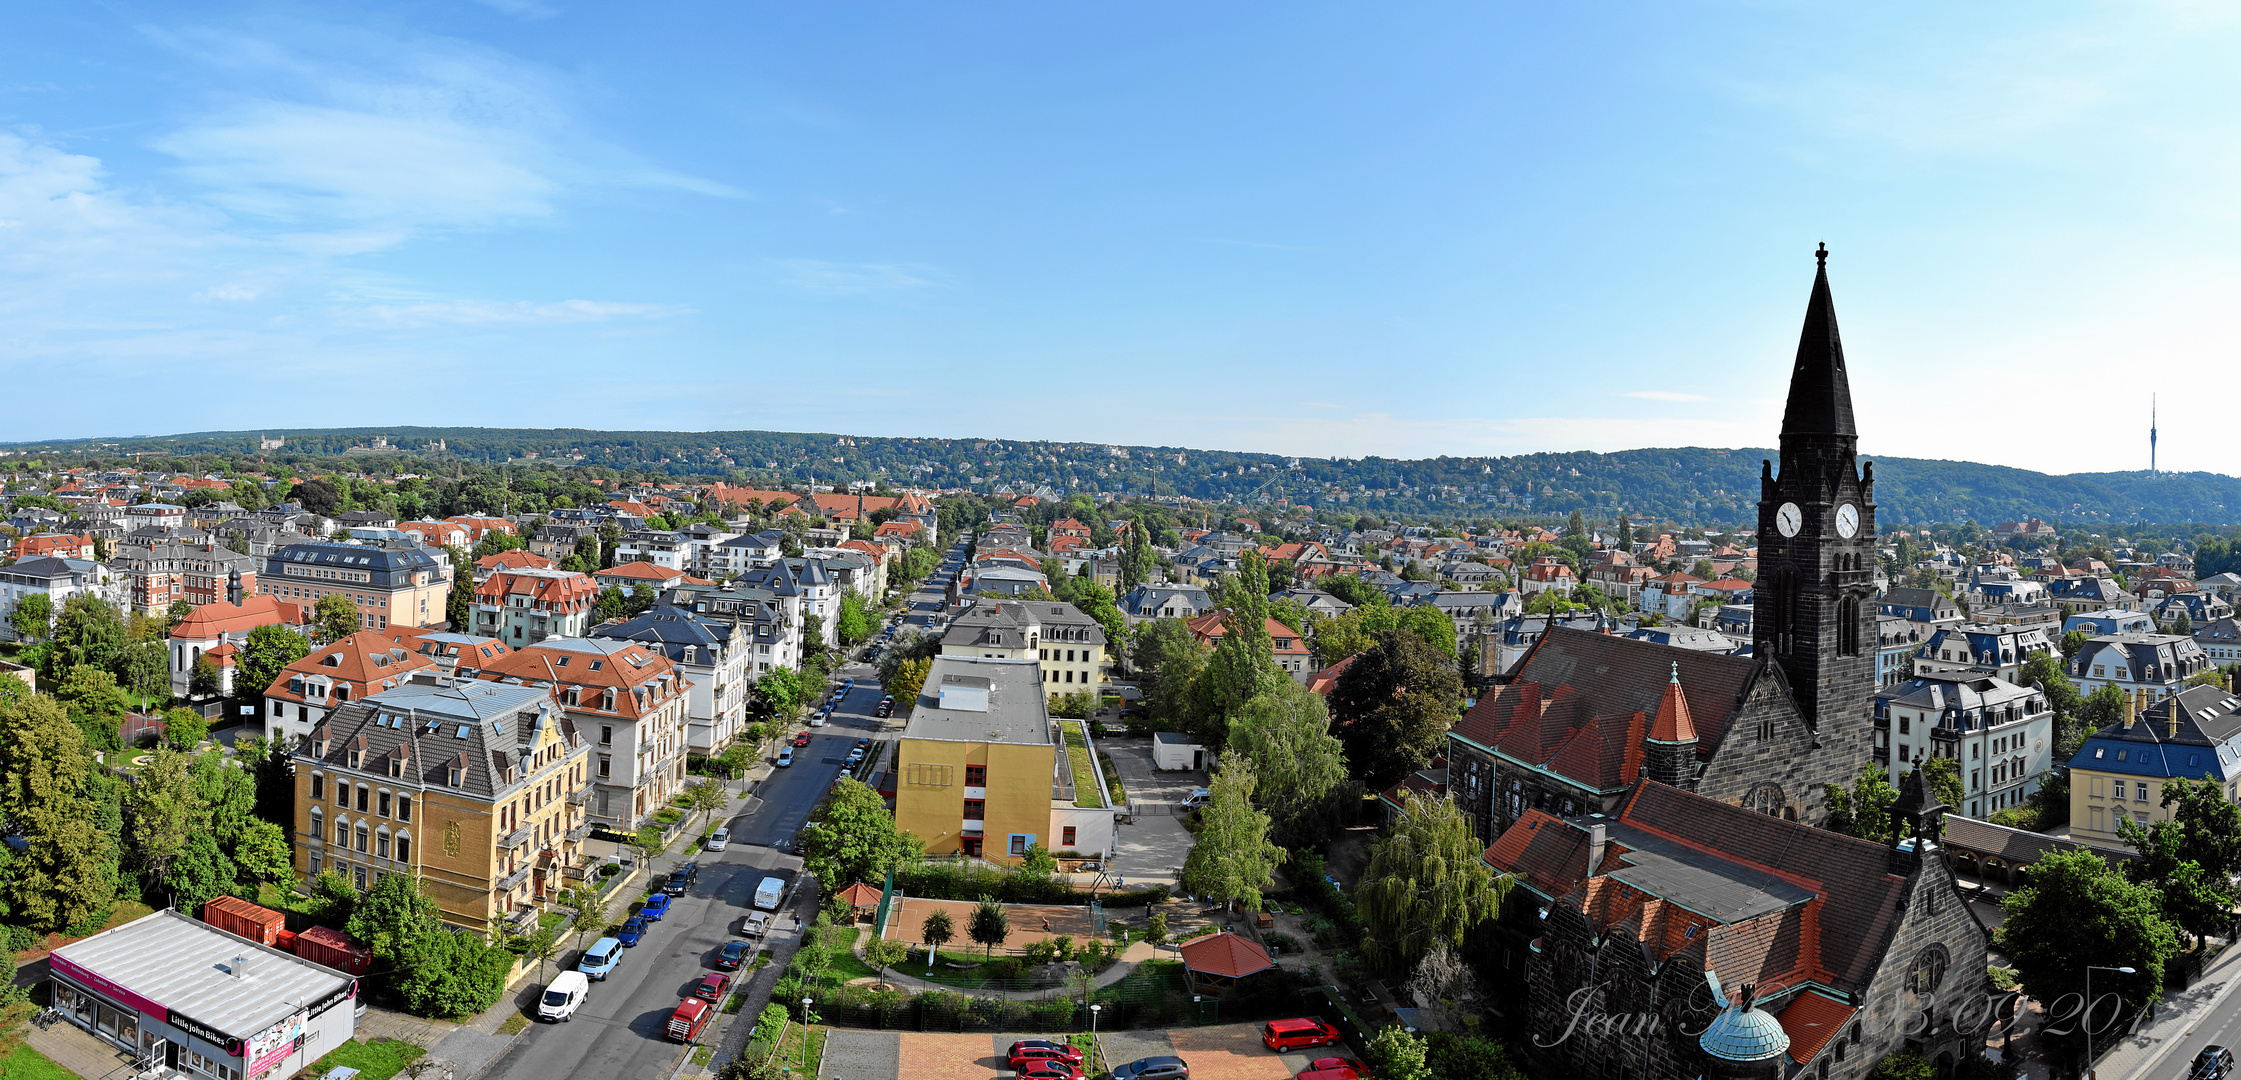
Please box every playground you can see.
[877,896,1110,955]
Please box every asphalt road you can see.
[480,842,798,1080]
[481,537,968,1080]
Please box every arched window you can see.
[1839,596,1862,656]
[310,806,323,841]
[1779,569,1799,654]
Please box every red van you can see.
[1263,1018,1342,1052]
[666,998,712,1042]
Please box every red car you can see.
[1020,1065,1086,1080]
[793,731,813,747]
[1009,1041,1086,1070]
[1300,1058,1366,1080]
[694,972,732,1001]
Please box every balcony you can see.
[567,786,589,806]
[498,826,536,850]
[566,824,590,843]
[496,864,533,891]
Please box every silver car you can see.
[1110,1057,1190,1080]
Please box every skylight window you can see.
[456,725,470,739]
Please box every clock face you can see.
[1836,503,1861,538]
[1775,502,1803,538]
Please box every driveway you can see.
[1100,738,1205,888]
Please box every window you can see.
[310,773,325,800]
[1062,826,1077,846]
[379,792,392,817]
[355,825,369,852]
[1899,716,1910,735]
[965,765,987,786]
[334,781,347,806]
[353,865,366,890]
[448,766,464,787]
[598,757,611,779]
[601,725,613,745]
[356,785,369,812]
[1009,834,1035,857]
[964,799,985,820]
[2138,782,2150,802]
[310,806,323,840]
[376,831,390,858]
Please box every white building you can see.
[1874,672,2055,820]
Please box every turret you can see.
[1643,662,1700,789]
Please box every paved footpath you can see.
[2102,942,2241,1080]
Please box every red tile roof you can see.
[476,549,554,574]
[1184,612,1311,656]
[170,596,307,641]
[1176,931,1273,979]
[1777,991,1858,1065]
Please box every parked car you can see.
[808,712,827,728]
[694,972,732,1001]
[1263,1018,1342,1052]
[577,936,622,979]
[665,864,699,896]
[537,971,588,1022]
[776,747,795,767]
[1299,1058,1364,1080]
[793,731,813,747]
[854,736,872,749]
[617,917,648,947]
[1182,788,1212,809]
[742,910,773,938]
[641,892,673,920]
[1018,1064,1085,1080]
[1110,1057,1190,1080]
[716,940,750,970]
[754,876,785,910]
[1008,1041,1085,1068]
[846,746,866,765]
[706,828,729,852]
[665,998,712,1042]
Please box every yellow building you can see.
[893,656,1115,863]
[2066,684,2241,846]
[293,675,591,933]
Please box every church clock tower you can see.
[1754,244,1876,735]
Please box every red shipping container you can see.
[202,897,286,946]
[293,926,372,976]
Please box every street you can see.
[478,536,968,1080]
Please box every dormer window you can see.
[448,766,464,787]
[348,749,362,769]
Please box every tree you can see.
[163,706,210,751]
[232,819,295,884]
[2118,778,2241,945]
[798,777,923,886]
[445,546,474,630]
[837,591,873,645]
[9,594,53,642]
[748,667,804,721]
[1179,761,1285,914]
[313,593,361,644]
[398,921,513,1017]
[348,870,440,978]
[1823,763,1899,842]
[920,909,955,969]
[0,690,114,932]
[884,657,930,707]
[307,869,357,926]
[1917,758,1965,823]
[119,639,168,703]
[1328,628,1463,791]
[865,936,909,983]
[627,583,657,619]
[1356,791,1508,973]
[968,895,1010,958]
[237,624,311,702]
[1226,679,1353,847]
[55,664,131,750]
[1366,1025,1434,1080]
[164,598,197,631]
[525,920,563,980]
[2001,848,2177,1020]
[189,655,223,701]
[51,594,126,674]
[124,745,199,890]
[1134,620,1209,732]
[164,832,240,914]
[1015,843,1058,879]
[1193,553,1283,743]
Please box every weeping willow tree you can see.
[1355,790,1510,974]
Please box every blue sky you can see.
[2,2,2234,475]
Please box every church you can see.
[1466,248,1993,1080]
[1444,242,1874,833]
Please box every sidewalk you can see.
[2101,944,2241,1080]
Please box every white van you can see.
[538,971,589,1022]
[754,876,785,911]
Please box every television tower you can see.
[2151,394,2158,473]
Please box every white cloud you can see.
[1625,390,1710,402]
[776,260,952,294]
[340,299,692,328]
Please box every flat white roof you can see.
[51,910,352,1040]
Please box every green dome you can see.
[1699,1000,1791,1062]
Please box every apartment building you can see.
[667,579,801,676]
[892,656,1114,863]
[261,629,444,745]
[1872,672,2054,820]
[293,677,590,932]
[614,530,689,571]
[473,567,598,645]
[475,638,693,827]
[1913,624,2057,684]
[593,604,750,756]
[114,541,256,615]
[258,540,451,631]
[2069,633,2216,704]
[0,557,117,642]
[2068,683,2241,845]
[939,598,1110,694]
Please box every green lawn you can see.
[1095,748,1128,804]
[1089,959,1186,1006]
[0,1044,76,1080]
[305,1038,427,1080]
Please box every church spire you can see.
[1780,243,1857,441]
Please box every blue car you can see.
[641,892,673,921]
[617,917,648,947]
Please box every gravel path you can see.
[822,1029,901,1080]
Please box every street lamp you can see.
[2085,965,2136,1079]
[801,997,814,1068]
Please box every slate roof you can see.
[1939,816,2133,867]
[2065,683,2241,782]
[593,603,735,663]
[298,677,562,802]
[1782,246,1855,438]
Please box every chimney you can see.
[1586,822,1609,875]
[232,954,252,981]
[2124,691,2137,727]
[227,566,242,608]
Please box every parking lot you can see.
[816,1023,1334,1080]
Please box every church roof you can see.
[1782,243,1856,440]
[1485,781,1915,997]
[1456,627,1758,776]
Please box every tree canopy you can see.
[1328,628,1463,791]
